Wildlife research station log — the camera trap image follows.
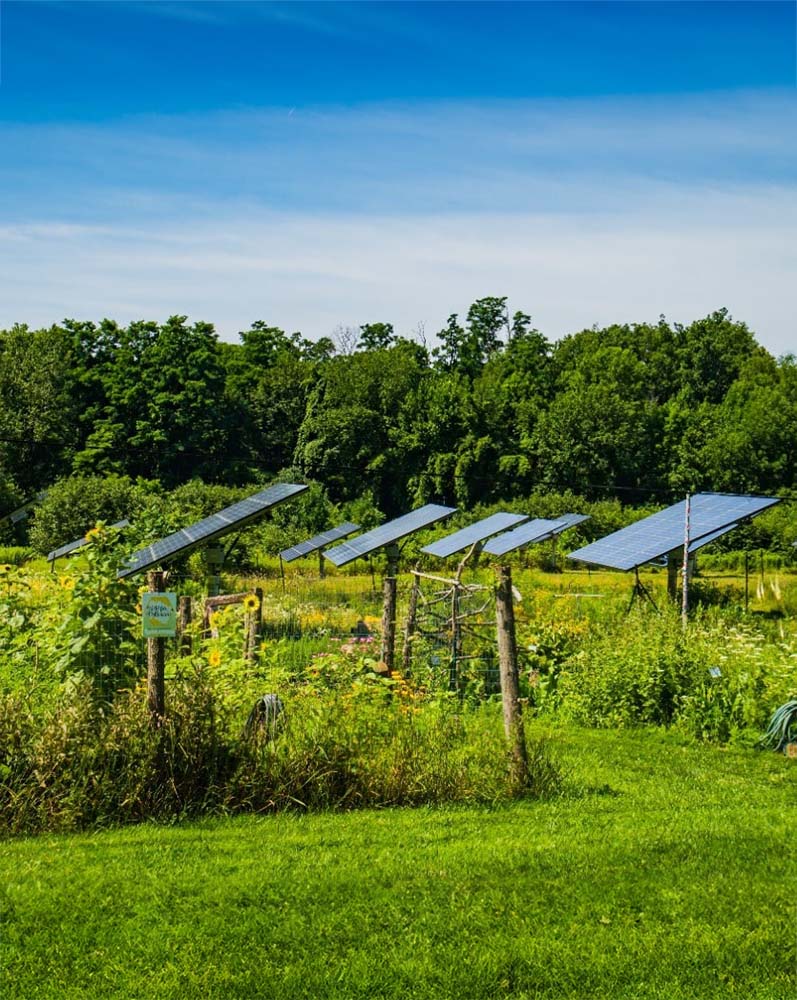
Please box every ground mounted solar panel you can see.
[567,493,779,571]
[3,491,47,526]
[279,522,360,563]
[421,512,529,559]
[47,519,130,563]
[118,483,308,578]
[482,514,589,557]
[324,504,456,567]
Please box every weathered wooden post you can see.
[245,587,263,662]
[177,595,192,656]
[449,582,462,692]
[318,549,326,579]
[495,564,529,786]
[402,570,420,675]
[146,570,166,726]
[381,543,400,674]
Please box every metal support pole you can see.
[681,494,691,629]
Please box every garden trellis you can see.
[323,504,456,673]
[416,511,589,782]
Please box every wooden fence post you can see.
[402,570,420,676]
[245,588,263,662]
[381,545,400,674]
[495,564,528,786]
[177,596,192,656]
[146,570,166,726]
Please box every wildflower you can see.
[59,576,76,590]
[84,525,104,542]
[0,564,12,574]
[208,648,222,668]
[243,593,259,612]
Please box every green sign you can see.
[142,592,177,638]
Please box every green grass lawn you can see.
[1,728,794,1000]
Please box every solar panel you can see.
[3,491,47,526]
[482,514,589,556]
[118,483,308,578]
[688,523,737,555]
[280,522,360,562]
[324,504,456,567]
[421,512,529,558]
[47,519,130,563]
[567,493,779,571]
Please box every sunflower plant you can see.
[49,523,140,692]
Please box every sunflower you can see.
[242,594,259,612]
[208,648,222,668]
[84,525,104,542]
[0,564,12,574]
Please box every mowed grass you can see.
[1,728,794,1000]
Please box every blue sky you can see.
[1,1,795,352]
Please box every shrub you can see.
[28,474,158,555]
[0,546,35,566]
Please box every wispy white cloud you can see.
[3,187,795,353]
[1,91,795,352]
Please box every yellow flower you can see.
[59,576,76,590]
[208,648,222,667]
[243,594,259,612]
[84,525,104,542]
[0,564,12,574]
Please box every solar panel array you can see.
[279,522,360,563]
[118,483,308,578]
[567,493,779,571]
[421,512,529,558]
[324,504,456,567]
[47,519,130,563]
[482,514,589,556]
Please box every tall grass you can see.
[0,671,562,835]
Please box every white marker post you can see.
[681,494,691,629]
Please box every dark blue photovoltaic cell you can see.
[567,494,779,571]
[324,504,456,567]
[48,520,130,563]
[482,513,588,556]
[421,512,529,558]
[118,483,308,578]
[280,522,360,562]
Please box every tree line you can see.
[1,299,795,522]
